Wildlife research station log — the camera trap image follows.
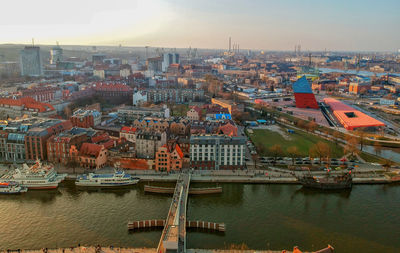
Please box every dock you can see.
[127,219,225,232]
[144,185,222,194]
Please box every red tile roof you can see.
[219,122,238,136]
[79,143,103,157]
[120,126,137,133]
[0,97,55,112]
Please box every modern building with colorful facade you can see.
[292,76,319,109]
[323,98,385,131]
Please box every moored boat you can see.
[75,170,139,187]
[0,160,67,189]
[297,171,352,190]
[0,182,28,194]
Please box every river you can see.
[0,181,399,253]
[319,67,400,77]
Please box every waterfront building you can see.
[20,46,42,77]
[190,135,246,170]
[0,131,26,161]
[155,143,184,172]
[47,127,91,165]
[135,130,167,159]
[70,109,101,128]
[25,119,72,160]
[76,143,108,169]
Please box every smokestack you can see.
[229,37,231,52]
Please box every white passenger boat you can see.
[75,170,139,187]
[0,160,67,189]
[0,182,28,194]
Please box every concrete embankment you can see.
[0,247,156,253]
[0,247,311,253]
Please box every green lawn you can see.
[247,127,344,158]
[171,104,189,117]
[359,152,387,164]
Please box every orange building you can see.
[324,98,385,130]
[155,143,184,172]
[349,82,371,94]
[76,143,108,169]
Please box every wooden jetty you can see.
[127,219,225,232]
[144,185,222,194]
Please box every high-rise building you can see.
[20,46,42,76]
[161,53,179,72]
[50,44,63,64]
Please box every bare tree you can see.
[354,128,367,151]
[344,136,360,157]
[310,142,331,164]
[373,142,382,156]
[287,146,300,165]
[269,144,283,163]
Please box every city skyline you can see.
[1,0,400,52]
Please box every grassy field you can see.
[171,104,189,117]
[359,152,387,164]
[247,126,344,158]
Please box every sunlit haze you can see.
[1,0,400,51]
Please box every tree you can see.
[344,136,360,157]
[332,131,341,147]
[373,142,382,156]
[309,142,331,164]
[297,120,306,130]
[381,159,394,172]
[269,144,283,163]
[354,128,367,151]
[287,146,300,165]
[256,144,266,156]
[307,121,317,133]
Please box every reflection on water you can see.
[0,183,399,253]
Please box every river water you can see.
[0,181,399,253]
[319,67,400,77]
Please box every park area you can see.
[247,125,344,158]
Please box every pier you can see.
[144,185,222,194]
[127,219,225,232]
[157,173,190,253]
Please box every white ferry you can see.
[75,170,139,187]
[0,160,67,189]
[0,182,28,194]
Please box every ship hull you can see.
[75,179,139,187]
[300,181,352,190]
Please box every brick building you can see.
[25,119,72,160]
[70,109,101,128]
[155,143,184,172]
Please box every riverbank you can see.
[0,247,319,253]
[59,167,396,184]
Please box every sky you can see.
[1,0,399,51]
